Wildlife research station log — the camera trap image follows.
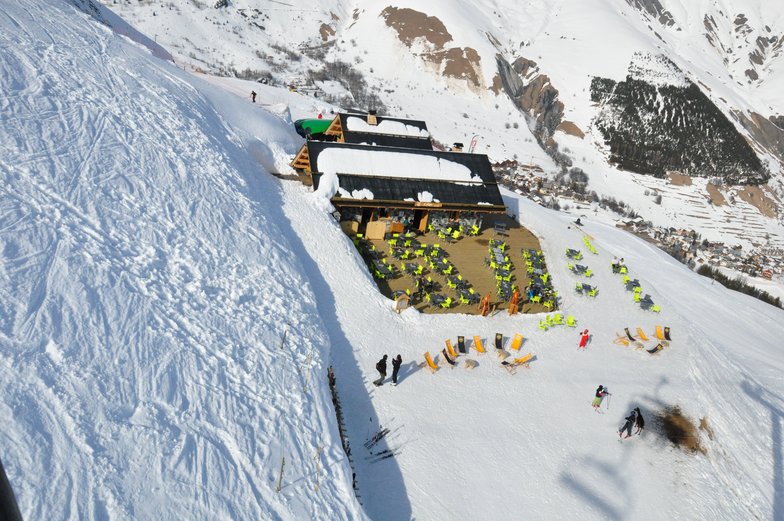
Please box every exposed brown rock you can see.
[736,185,778,218]
[380,6,452,49]
[430,47,482,87]
[706,183,726,205]
[319,23,335,42]
[556,121,584,138]
[330,11,339,21]
[489,73,503,94]
[666,171,692,186]
[735,110,784,166]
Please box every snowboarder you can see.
[251,90,257,103]
[373,355,388,386]
[619,410,637,439]
[578,329,590,349]
[592,385,610,409]
[575,217,582,226]
[391,354,402,385]
[634,407,645,434]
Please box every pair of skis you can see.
[366,448,401,463]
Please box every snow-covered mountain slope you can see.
[0,1,363,519]
[3,1,784,520]
[108,0,784,249]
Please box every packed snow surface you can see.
[1,1,784,521]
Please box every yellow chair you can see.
[472,336,486,354]
[510,333,524,351]
[424,351,439,373]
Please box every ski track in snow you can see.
[2,0,784,520]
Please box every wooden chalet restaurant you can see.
[290,112,550,314]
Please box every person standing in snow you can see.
[391,354,402,386]
[578,329,590,349]
[619,410,637,439]
[634,407,645,434]
[251,90,257,103]
[373,355,388,386]
[592,385,610,409]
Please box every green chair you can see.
[552,314,564,325]
[651,305,661,313]
[441,297,453,309]
[588,288,598,297]
[566,315,577,327]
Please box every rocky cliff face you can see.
[496,55,564,149]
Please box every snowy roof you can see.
[308,142,504,209]
[339,113,429,137]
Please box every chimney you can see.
[367,109,378,126]
[452,142,464,152]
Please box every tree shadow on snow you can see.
[741,379,784,521]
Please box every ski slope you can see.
[2,1,784,520]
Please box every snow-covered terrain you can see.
[2,1,784,520]
[107,0,784,251]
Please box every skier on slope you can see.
[634,407,645,434]
[251,90,257,103]
[578,329,591,349]
[619,409,638,439]
[592,385,610,410]
[373,355,388,386]
[391,354,402,386]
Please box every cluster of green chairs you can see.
[538,313,577,331]
[488,239,516,301]
[565,248,583,260]
[567,263,593,277]
[582,236,598,254]
[575,282,598,297]
[523,249,557,309]
[618,271,661,313]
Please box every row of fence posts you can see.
[274,328,351,499]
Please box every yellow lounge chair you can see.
[424,351,439,373]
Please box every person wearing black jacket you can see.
[619,410,637,439]
[373,355,388,386]
[634,407,645,434]
[391,354,402,386]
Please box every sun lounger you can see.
[457,336,467,354]
[464,359,478,370]
[473,336,486,354]
[442,348,458,366]
[647,343,665,355]
[501,352,534,374]
[664,326,671,341]
[445,339,459,359]
[635,327,649,341]
[510,333,524,351]
[424,351,439,373]
[613,335,630,347]
[495,333,504,351]
[625,327,636,341]
[655,325,666,341]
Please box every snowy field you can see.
[1,1,784,520]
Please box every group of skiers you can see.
[593,385,644,438]
[373,354,403,387]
